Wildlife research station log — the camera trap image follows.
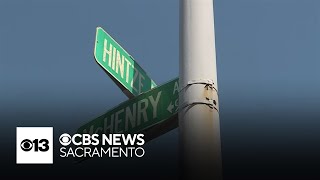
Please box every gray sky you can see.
[1,0,320,177]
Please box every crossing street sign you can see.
[77,78,179,135]
[94,27,156,98]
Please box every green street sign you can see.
[77,78,179,135]
[94,27,156,98]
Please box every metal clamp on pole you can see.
[180,79,219,112]
[181,99,219,112]
[180,79,218,92]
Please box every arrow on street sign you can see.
[77,78,179,135]
[94,27,157,98]
[167,100,178,113]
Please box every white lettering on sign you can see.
[132,67,139,93]
[116,50,125,78]
[124,58,132,83]
[173,81,179,95]
[138,72,145,94]
[137,99,148,126]
[104,115,114,133]
[125,103,136,131]
[102,38,147,95]
[115,109,124,133]
[103,39,112,66]
[149,91,162,118]
[112,47,116,70]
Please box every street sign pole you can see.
[179,0,222,179]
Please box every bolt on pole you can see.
[179,0,222,179]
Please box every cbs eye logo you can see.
[59,133,71,146]
[20,139,49,152]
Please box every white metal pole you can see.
[179,0,222,179]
